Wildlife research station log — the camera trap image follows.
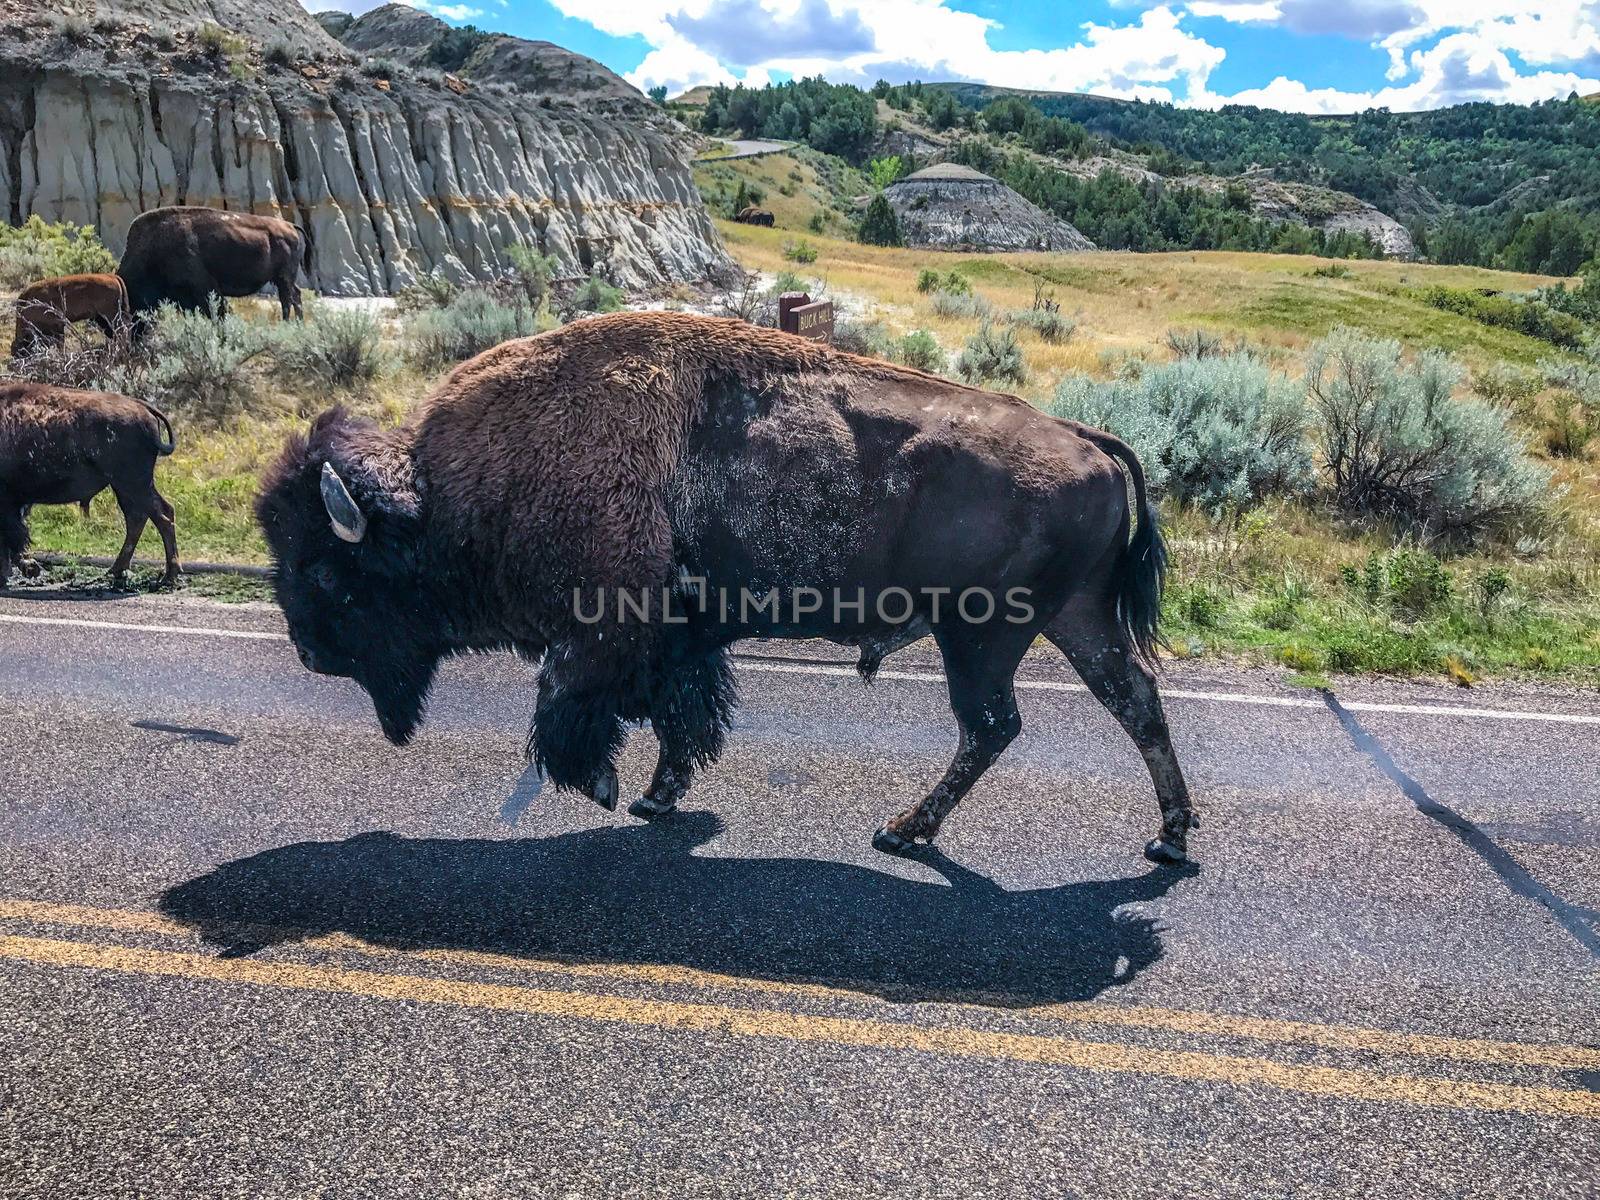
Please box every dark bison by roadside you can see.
[734,207,775,226]
[257,312,1196,862]
[9,273,129,360]
[0,382,181,586]
[118,206,305,329]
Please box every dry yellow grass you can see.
[718,219,1573,401]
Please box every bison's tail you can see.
[140,401,177,456]
[1082,428,1166,667]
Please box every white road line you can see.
[736,661,1600,725]
[0,613,284,641]
[5,610,1599,727]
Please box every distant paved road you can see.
[696,138,793,162]
[1,592,1598,1198]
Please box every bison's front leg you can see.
[531,640,629,810]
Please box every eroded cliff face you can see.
[0,4,733,295]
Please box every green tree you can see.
[858,193,903,246]
[868,155,904,190]
[648,85,668,104]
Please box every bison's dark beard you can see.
[359,654,441,746]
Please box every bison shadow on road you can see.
[157,811,1197,1006]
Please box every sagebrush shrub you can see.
[1165,328,1224,359]
[404,289,540,367]
[1306,327,1548,542]
[956,322,1026,387]
[930,289,992,320]
[1049,352,1314,510]
[1007,307,1075,343]
[273,301,388,389]
[894,330,945,373]
[568,274,624,314]
[394,271,461,314]
[831,316,893,359]
[1473,362,1541,414]
[144,302,279,426]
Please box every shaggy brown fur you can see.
[0,382,180,585]
[9,274,130,360]
[118,206,305,324]
[259,311,1195,862]
[734,207,775,226]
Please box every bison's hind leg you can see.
[874,625,1031,857]
[630,648,738,819]
[1,497,31,586]
[1045,596,1196,864]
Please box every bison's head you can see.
[256,409,442,745]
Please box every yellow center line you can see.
[3,932,1597,1120]
[4,898,1599,1072]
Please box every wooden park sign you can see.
[777,292,834,343]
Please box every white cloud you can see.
[303,0,1600,112]
[416,1,485,18]
[588,1,1228,102]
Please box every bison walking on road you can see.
[258,312,1196,862]
[118,206,306,332]
[0,382,181,586]
[9,273,130,360]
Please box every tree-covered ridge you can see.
[934,84,1600,216]
[698,77,1600,272]
[701,79,877,160]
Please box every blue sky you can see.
[308,1,1600,113]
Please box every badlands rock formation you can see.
[0,1,732,295]
[885,163,1095,253]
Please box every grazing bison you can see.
[258,312,1196,862]
[9,274,129,360]
[0,382,181,586]
[734,207,775,226]
[118,206,305,331]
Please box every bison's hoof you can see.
[872,827,918,857]
[628,793,677,819]
[590,771,619,812]
[1143,838,1187,865]
[18,558,42,579]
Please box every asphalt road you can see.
[2,591,1598,1198]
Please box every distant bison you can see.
[9,273,130,360]
[0,382,181,586]
[734,207,775,226]
[258,311,1196,864]
[118,206,305,332]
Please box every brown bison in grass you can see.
[0,382,181,586]
[118,206,305,335]
[9,274,129,360]
[735,207,775,226]
[257,312,1196,863]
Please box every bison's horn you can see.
[320,462,368,544]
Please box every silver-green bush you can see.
[1307,327,1548,541]
[404,289,542,368]
[144,302,280,426]
[930,290,992,320]
[273,301,388,389]
[956,321,1026,387]
[1007,307,1075,343]
[1049,352,1314,510]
